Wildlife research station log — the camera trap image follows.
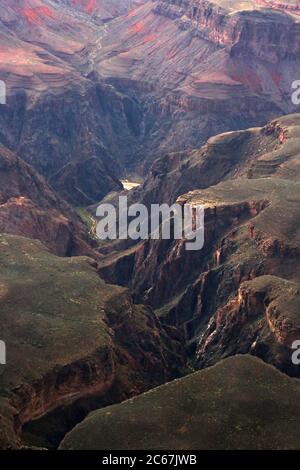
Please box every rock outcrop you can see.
[116,110,300,210]
[60,355,300,450]
[134,177,300,373]
[0,1,145,204]
[89,0,299,170]
[1,0,299,200]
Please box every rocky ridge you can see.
[0,234,185,449]
[60,355,300,450]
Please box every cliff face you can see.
[155,0,300,62]
[197,276,300,376]
[86,0,299,171]
[1,0,298,191]
[98,113,300,254]
[127,179,300,374]
[0,143,96,257]
[0,235,185,449]
[0,0,145,204]
[117,118,283,210]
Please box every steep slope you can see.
[0,234,185,449]
[0,0,144,204]
[0,0,99,71]
[0,143,95,256]
[1,0,299,204]
[197,275,300,375]
[123,177,300,374]
[91,0,299,170]
[59,1,146,23]
[60,355,300,450]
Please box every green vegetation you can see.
[75,207,97,240]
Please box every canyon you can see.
[0,0,300,452]
[98,114,300,377]
[1,0,299,204]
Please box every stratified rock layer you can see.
[0,143,95,257]
[0,0,145,204]
[1,0,299,202]
[90,0,299,170]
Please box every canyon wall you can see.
[98,115,300,376]
[154,0,300,63]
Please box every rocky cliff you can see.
[197,276,300,376]
[0,143,96,257]
[88,0,299,170]
[154,0,300,62]
[0,0,145,204]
